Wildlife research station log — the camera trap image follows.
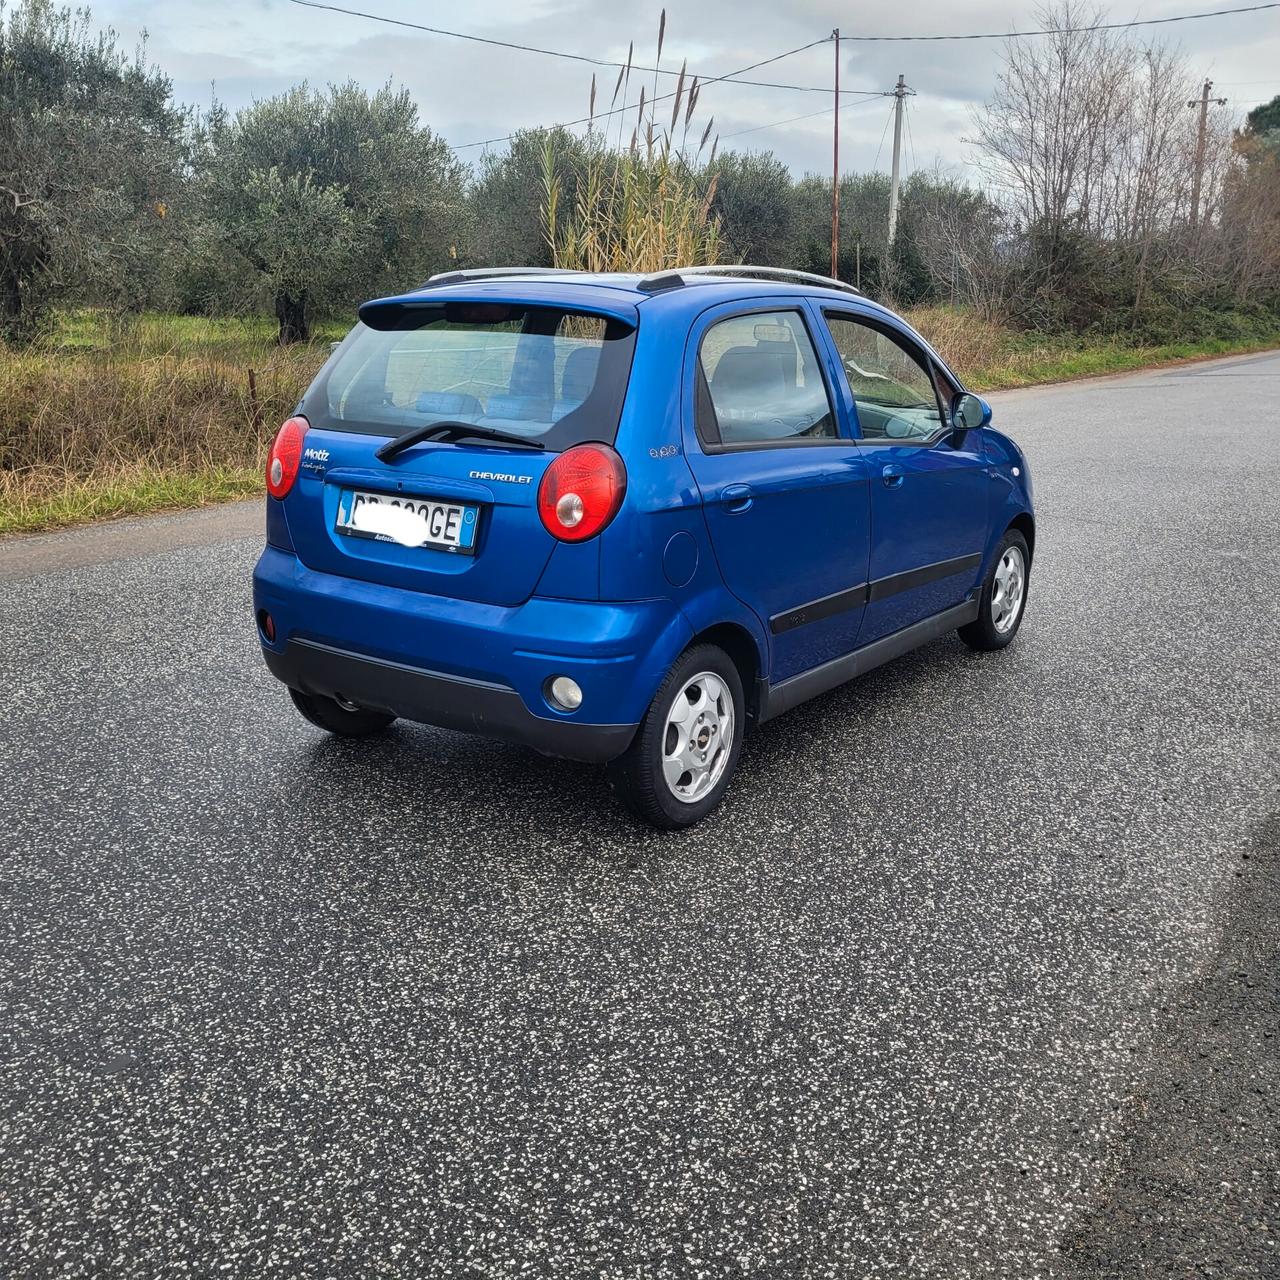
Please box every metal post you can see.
[831,29,840,278]
[887,74,907,247]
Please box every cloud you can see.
[90,0,1280,176]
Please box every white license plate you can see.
[335,489,479,554]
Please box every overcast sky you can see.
[94,0,1280,178]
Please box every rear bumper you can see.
[262,636,636,762]
[253,546,692,762]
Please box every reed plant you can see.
[541,13,724,274]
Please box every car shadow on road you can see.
[275,633,986,873]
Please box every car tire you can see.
[288,688,395,737]
[607,644,745,830]
[959,528,1030,652]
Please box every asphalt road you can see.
[3,351,1278,1278]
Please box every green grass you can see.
[0,465,262,537]
[971,334,1280,389]
[3,308,1278,537]
[49,308,347,355]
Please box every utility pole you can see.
[1187,79,1227,230]
[831,29,840,279]
[886,74,913,246]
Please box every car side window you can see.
[824,313,944,442]
[697,310,837,447]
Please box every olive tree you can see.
[196,83,467,342]
[0,0,184,340]
[705,150,796,265]
[468,128,593,268]
[1243,95,1280,151]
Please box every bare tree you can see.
[1119,46,1196,308]
[969,1,1131,265]
[911,171,1012,320]
[966,1,1259,323]
[1221,127,1280,304]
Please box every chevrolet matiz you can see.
[253,265,1034,828]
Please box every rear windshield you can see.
[304,302,638,451]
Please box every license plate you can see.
[335,489,479,554]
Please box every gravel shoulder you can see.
[1061,814,1279,1278]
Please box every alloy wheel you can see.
[992,545,1026,635]
[661,671,735,803]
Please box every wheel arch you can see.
[687,622,764,725]
[1006,511,1036,563]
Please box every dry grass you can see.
[905,304,1280,390]
[903,307,1025,382]
[0,312,330,534]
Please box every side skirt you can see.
[757,598,980,724]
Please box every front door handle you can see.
[720,483,753,513]
[881,464,905,489]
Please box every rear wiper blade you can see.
[376,419,545,462]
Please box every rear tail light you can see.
[266,416,308,499]
[537,444,627,542]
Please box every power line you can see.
[872,100,895,172]
[720,93,888,140]
[287,0,1280,98]
[287,0,1280,155]
[285,0,862,95]
[839,2,1280,40]
[452,38,833,150]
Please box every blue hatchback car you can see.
[254,265,1033,827]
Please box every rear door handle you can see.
[720,483,753,513]
[881,464,905,489]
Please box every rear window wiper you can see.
[375,419,545,462]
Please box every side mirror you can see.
[951,392,990,431]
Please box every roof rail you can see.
[418,267,583,289]
[636,264,863,297]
